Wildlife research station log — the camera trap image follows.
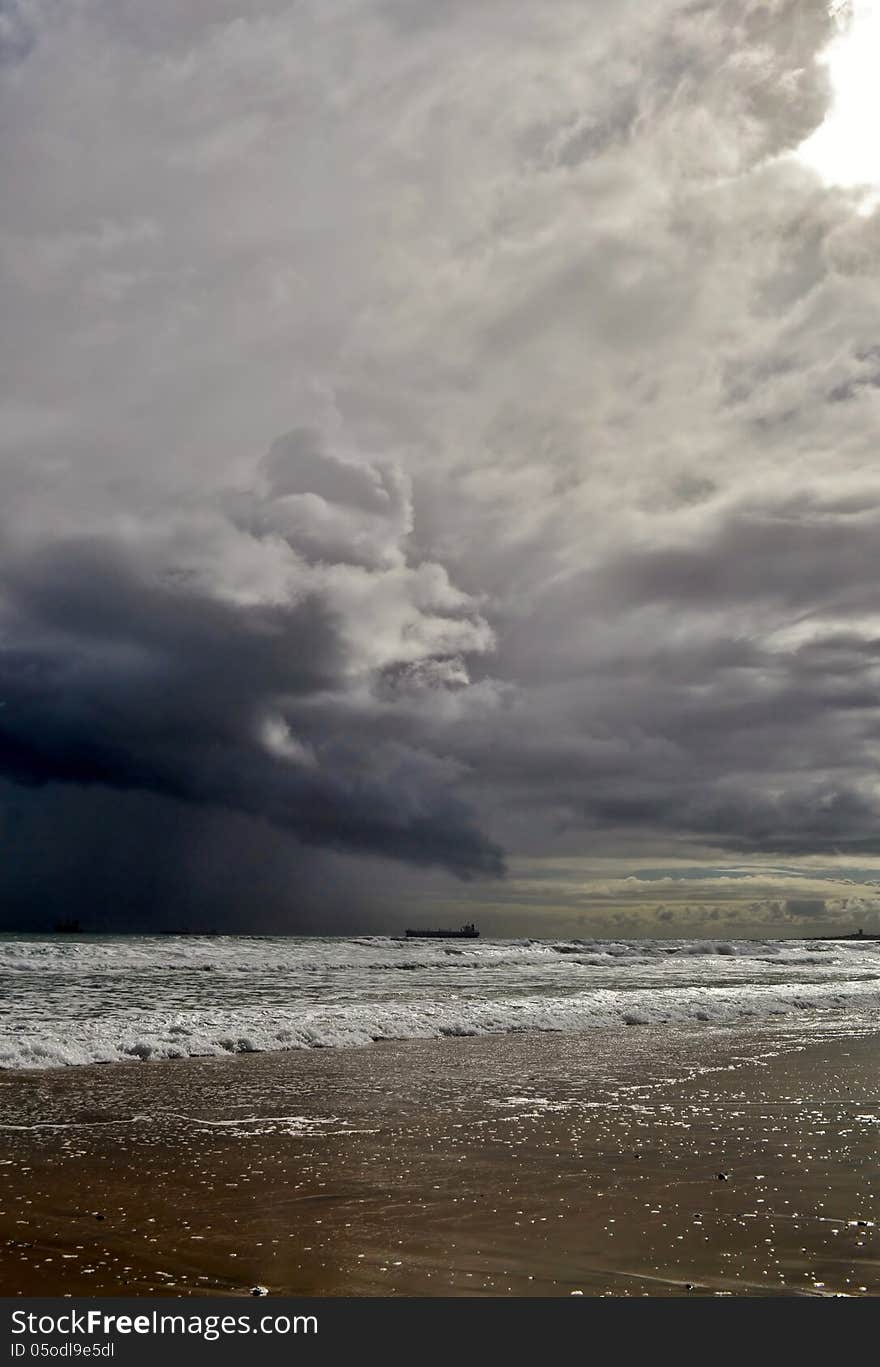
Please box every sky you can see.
[3,0,880,936]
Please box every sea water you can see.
[1,933,879,1069]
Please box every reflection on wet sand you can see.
[0,1020,877,1296]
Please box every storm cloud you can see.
[2,0,880,930]
[0,431,503,880]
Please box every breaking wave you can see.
[2,933,878,1070]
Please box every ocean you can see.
[2,932,879,1071]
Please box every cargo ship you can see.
[404,923,479,939]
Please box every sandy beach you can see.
[1,1018,878,1297]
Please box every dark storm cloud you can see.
[464,638,880,858]
[443,478,880,864]
[0,443,504,882]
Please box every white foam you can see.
[2,933,878,1070]
[2,972,879,1070]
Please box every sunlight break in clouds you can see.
[797,1,880,199]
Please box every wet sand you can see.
[1,1020,878,1296]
